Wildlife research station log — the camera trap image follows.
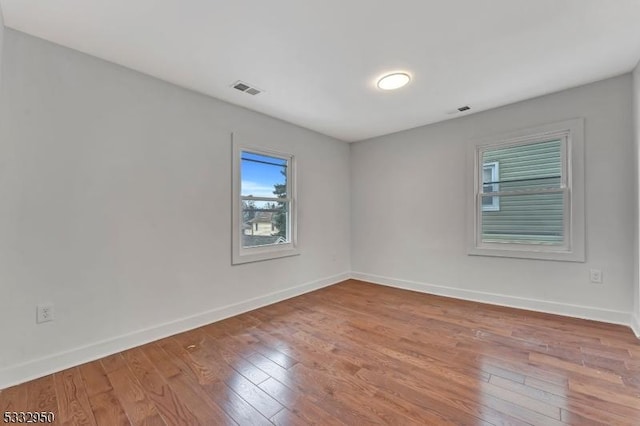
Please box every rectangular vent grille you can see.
[458,105,471,112]
[232,80,263,96]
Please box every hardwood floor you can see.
[2,279,640,425]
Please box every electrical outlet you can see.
[37,303,54,323]
[590,269,603,284]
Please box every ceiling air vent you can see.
[446,105,472,115]
[232,80,263,96]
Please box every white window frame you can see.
[466,118,585,262]
[232,134,299,265]
[482,161,500,212]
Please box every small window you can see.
[467,119,585,262]
[232,136,298,264]
[482,162,500,212]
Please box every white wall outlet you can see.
[36,303,55,323]
[590,269,603,284]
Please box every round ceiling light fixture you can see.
[377,72,411,90]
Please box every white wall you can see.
[351,75,635,322]
[0,8,4,95]
[633,62,640,334]
[0,30,350,387]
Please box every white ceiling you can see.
[1,1,640,142]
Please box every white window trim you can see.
[232,133,299,265]
[466,118,585,262]
[482,161,500,212]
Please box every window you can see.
[232,136,298,264]
[482,162,500,211]
[467,119,585,262]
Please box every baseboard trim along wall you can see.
[0,272,350,390]
[351,271,633,329]
[631,314,640,338]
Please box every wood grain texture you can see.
[2,279,640,424]
[52,368,98,425]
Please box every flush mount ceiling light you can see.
[377,72,411,90]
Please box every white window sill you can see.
[232,247,300,265]
[468,245,584,262]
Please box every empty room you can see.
[1,0,640,424]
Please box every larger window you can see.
[467,119,585,262]
[232,137,298,264]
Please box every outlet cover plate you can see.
[37,303,55,323]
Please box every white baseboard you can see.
[351,271,633,327]
[631,314,640,338]
[0,272,350,390]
